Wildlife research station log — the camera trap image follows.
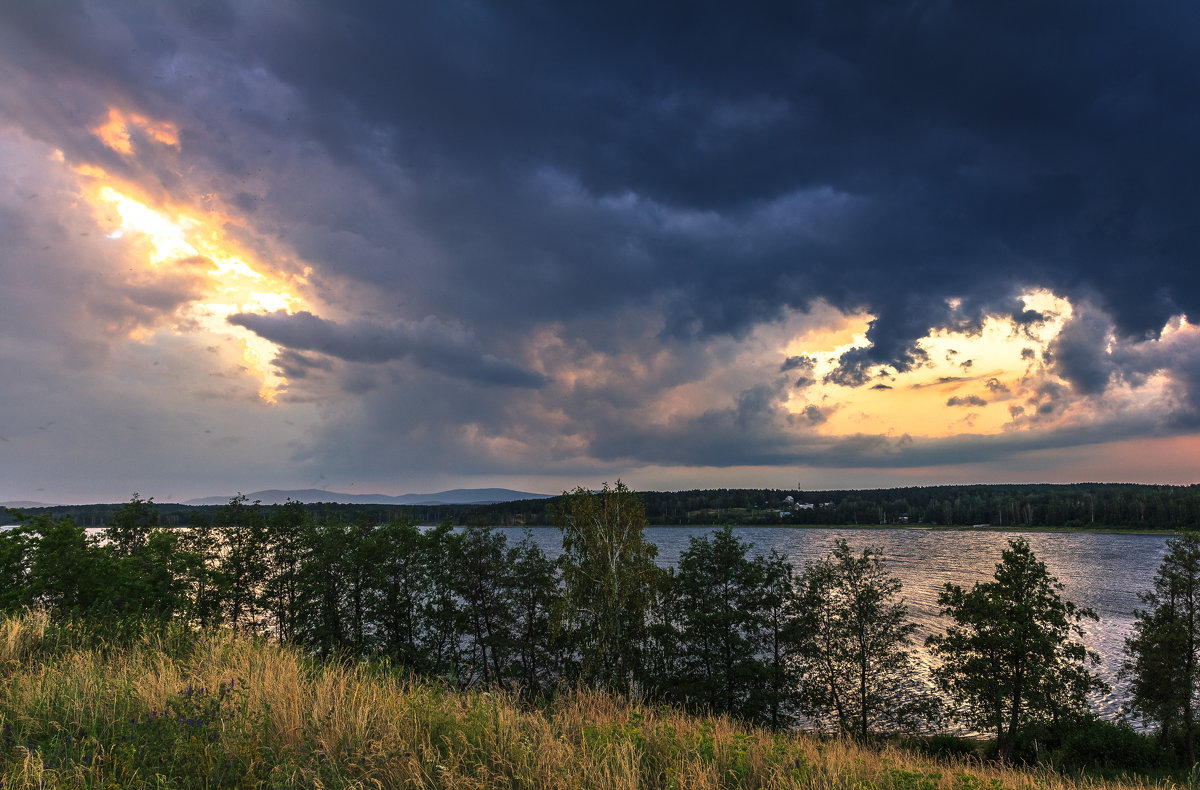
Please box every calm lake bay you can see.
[495,525,1169,723]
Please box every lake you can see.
[493,525,1169,723]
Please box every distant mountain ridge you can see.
[183,488,553,506]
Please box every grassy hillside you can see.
[0,611,1173,789]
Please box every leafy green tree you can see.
[508,532,562,696]
[787,540,930,738]
[418,520,466,680]
[124,528,191,620]
[213,495,269,635]
[365,517,468,679]
[759,549,794,728]
[342,513,378,652]
[103,493,159,557]
[0,520,33,612]
[1123,532,1200,762]
[644,567,683,701]
[26,515,98,618]
[262,500,310,642]
[556,481,662,691]
[670,527,774,722]
[294,514,350,655]
[927,538,1106,763]
[177,513,224,629]
[369,515,428,667]
[93,495,191,619]
[456,525,517,687]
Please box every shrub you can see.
[904,733,981,760]
[1056,718,1165,773]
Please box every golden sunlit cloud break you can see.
[3,3,1200,502]
[74,112,310,402]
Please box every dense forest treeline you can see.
[13,482,1200,530]
[5,485,1200,773]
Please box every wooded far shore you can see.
[10,482,1200,531]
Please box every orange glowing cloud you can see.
[781,291,1085,439]
[92,107,179,155]
[70,148,309,404]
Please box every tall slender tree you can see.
[295,514,350,655]
[103,494,159,557]
[213,495,269,635]
[26,515,97,618]
[928,538,1106,763]
[1123,532,1200,762]
[370,515,428,667]
[419,520,465,680]
[178,512,223,629]
[670,527,773,722]
[787,540,930,738]
[456,524,517,687]
[0,521,33,612]
[556,481,661,691]
[262,500,310,642]
[508,532,562,697]
[759,549,794,728]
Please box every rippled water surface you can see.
[498,526,1170,721]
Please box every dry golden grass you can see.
[0,607,47,667]
[0,610,1181,789]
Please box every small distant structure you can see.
[972,523,991,529]
[782,495,814,511]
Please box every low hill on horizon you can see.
[182,487,553,506]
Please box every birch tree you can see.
[556,481,661,692]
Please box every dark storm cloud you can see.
[283,0,1200,368]
[9,1,1194,363]
[4,0,1200,487]
[228,311,548,388]
[9,3,1200,347]
[781,355,815,373]
[947,395,988,408]
[1045,304,1117,394]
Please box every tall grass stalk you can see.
[0,610,1176,789]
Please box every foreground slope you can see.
[0,611,1171,789]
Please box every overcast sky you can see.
[3,1,1200,504]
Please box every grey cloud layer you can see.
[229,311,547,388]
[3,1,1200,493]
[8,3,1200,353]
